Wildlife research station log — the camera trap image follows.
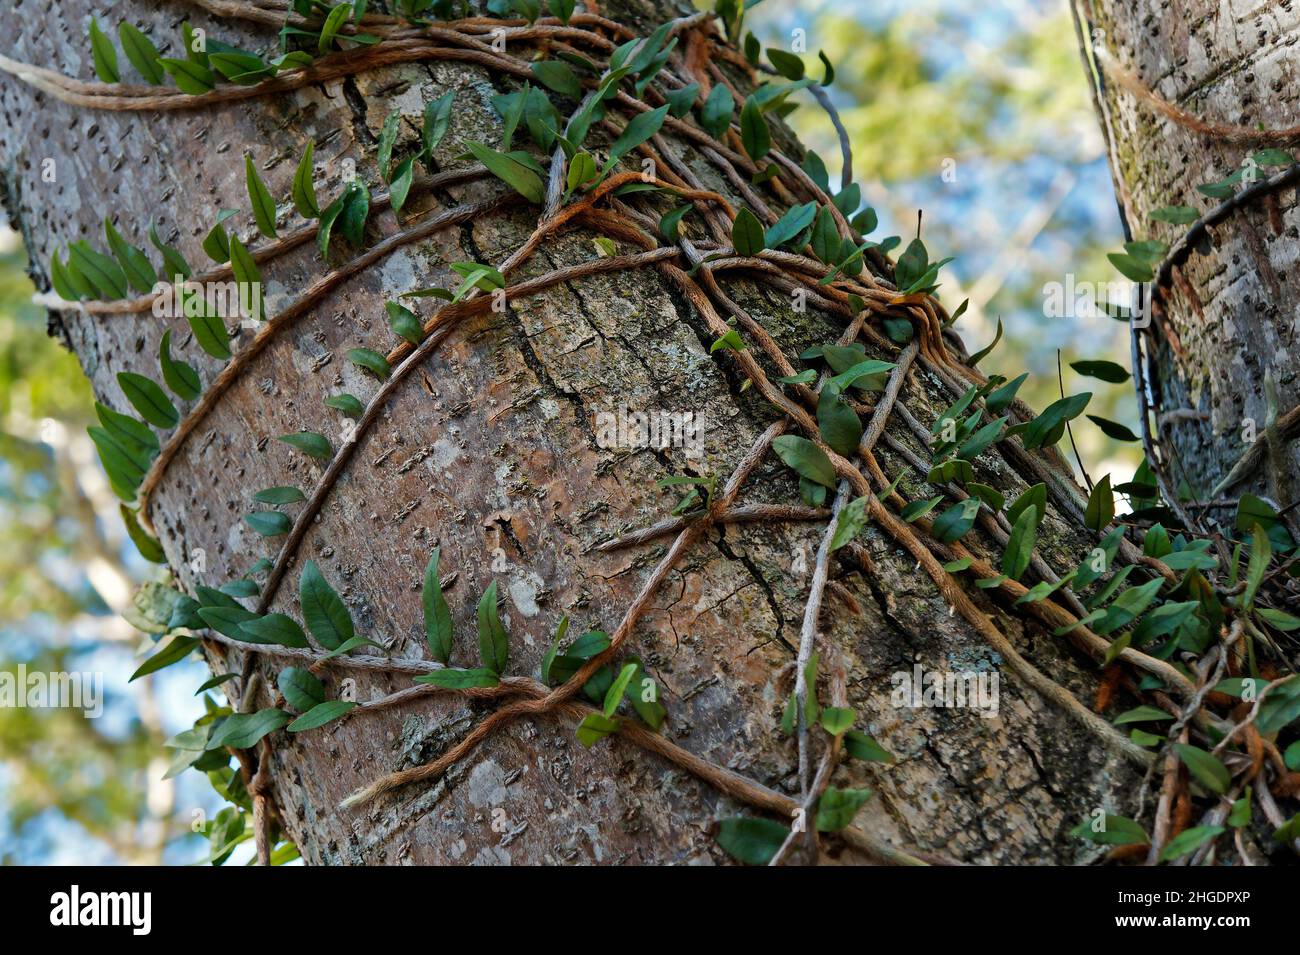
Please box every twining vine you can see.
[6,0,1300,866]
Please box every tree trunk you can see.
[1080,0,1300,506]
[0,0,1220,865]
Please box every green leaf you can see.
[1252,148,1296,167]
[206,709,292,750]
[1243,523,1270,610]
[1087,414,1140,442]
[476,581,509,674]
[347,347,391,380]
[421,91,455,163]
[843,729,894,763]
[819,706,854,735]
[159,57,215,94]
[658,204,691,241]
[117,372,179,429]
[1258,607,1300,632]
[901,496,943,522]
[699,84,734,139]
[1150,205,1198,225]
[240,613,309,648]
[88,17,120,83]
[772,435,835,488]
[158,330,201,401]
[1001,504,1039,581]
[253,486,305,504]
[318,2,352,51]
[1007,484,1046,528]
[1094,576,1164,635]
[198,605,258,641]
[227,235,264,321]
[277,666,326,712]
[1070,813,1148,846]
[120,504,165,563]
[1159,825,1223,862]
[129,635,199,682]
[931,498,981,543]
[325,393,365,416]
[602,105,669,174]
[766,47,805,80]
[967,317,1002,367]
[103,219,156,293]
[68,241,128,300]
[603,662,638,718]
[956,416,1006,461]
[292,141,319,218]
[764,202,817,249]
[817,383,862,456]
[985,373,1027,414]
[731,207,766,256]
[739,95,771,160]
[532,60,582,98]
[1070,360,1130,383]
[1022,393,1091,450]
[299,559,353,650]
[716,817,787,865]
[201,210,234,264]
[464,140,544,203]
[422,549,453,664]
[1174,743,1230,795]
[830,496,869,551]
[815,786,872,831]
[277,431,332,460]
[1084,474,1114,533]
[376,110,401,181]
[1108,252,1154,283]
[665,81,700,117]
[118,22,164,84]
[413,668,501,689]
[187,305,232,360]
[1113,705,1174,725]
[245,155,278,239]
[385,301,423,345]
[288,700,356,732]
[244,511,292,537]
[389,156,415,214]
[575,712,620,747]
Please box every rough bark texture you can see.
[0,0,1162,864]
[1088,0,1300,500]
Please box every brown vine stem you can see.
[595,503,830,552]
[793,480,850,841]
[1093,46,1300,148]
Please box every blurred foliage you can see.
[0,228,214,864]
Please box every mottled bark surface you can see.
[1,0,1151,864]
[1088,0,1300,499]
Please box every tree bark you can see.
[1081,0,1300,506]
[0,0,1188,864]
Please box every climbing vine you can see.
[6,0,1299,866]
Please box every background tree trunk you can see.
[0,0,1196,864]
[1081,0,1300,505]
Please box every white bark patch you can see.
[466,758,507,809]
[508,571,544,619]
